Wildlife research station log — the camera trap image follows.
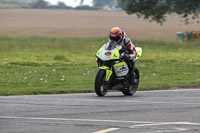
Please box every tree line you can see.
[27,0,119,10]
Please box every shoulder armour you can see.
[122,31,127,37]
[124,37,131,45]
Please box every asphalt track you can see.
[0,89,200,133]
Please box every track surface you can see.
[0,89,200,133]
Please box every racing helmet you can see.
[109,27,123,43]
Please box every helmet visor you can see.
[110,34,121,42]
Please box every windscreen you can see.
[105,40,119,50]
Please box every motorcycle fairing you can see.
[135,47,142,61]
[99,66,113,81]
[96,45,105,59]
[113,61,126,68]
[110,46,122,59]
[113,61,129,77]
[96,45,122,61]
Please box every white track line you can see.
[130,122,200,128]
[1,97,199,105]
[0,116,154,124]
[137,89,200,93]
[142,128,187,133]
[93,128,119,133]
[1,116,199,133]
[1,116,199,126]
[60,99,199,105]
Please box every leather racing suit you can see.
[118,31,137,61]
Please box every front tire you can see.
[95,69,108,97]
[122,67,139,96]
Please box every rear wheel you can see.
[95,70,108,97]
[122,67,139,96]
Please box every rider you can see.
[109,27,137,64]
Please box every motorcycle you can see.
[95,40,142,97]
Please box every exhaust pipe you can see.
[112,84,124,90]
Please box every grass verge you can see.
[0,35,200,95]
[0,3,21,9]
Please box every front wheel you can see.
[95,69,108,97]
[122,67,139,96]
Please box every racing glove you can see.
[121,53,129,61]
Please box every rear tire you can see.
[122,67,139,96]
[95,70,108,97]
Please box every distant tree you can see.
[57,1,66,8]
[75,0,84,5]
[74,5,98,10]
[74,0,121,9]
[119,0,200,24]
[93,0,119,9]
[31,0,50,9]
[55,1,72,9]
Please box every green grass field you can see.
[0,35,200,96]
[0,3,20,8]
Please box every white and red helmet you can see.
[109,27,123,43]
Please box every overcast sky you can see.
[45,0,93,7]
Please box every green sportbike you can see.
[95,40,142,97]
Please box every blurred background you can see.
[0,0,199,40]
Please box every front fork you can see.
[99,66,113,82]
